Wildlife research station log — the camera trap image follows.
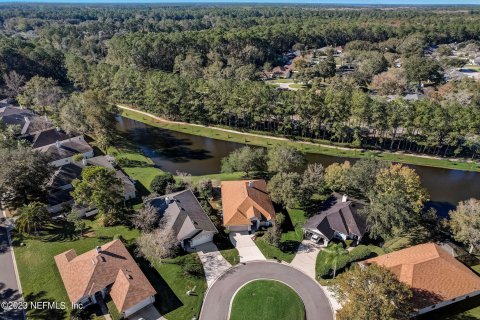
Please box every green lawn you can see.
[463,65,480,72]
[13,219,139,318]
[108,138,165,196]
[255,208,307,263]
[289,83,306,89]
[219,248,240,266]
[230,280,305,320]
[144,255,207,320]
[120,107,480,172]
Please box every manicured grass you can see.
[267,79,294,83]
[146,255,207,320]
[230,280,305,320]
[255,208,307,263]
[289,83,306,89]
[463,65,480,72]
[13,219,139,317]
[219,248,240,266]
[108,140,165,195]
[120,107,480,172]
[190,172,246,184]
[315,243,384,285]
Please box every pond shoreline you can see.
[117,105,480,173]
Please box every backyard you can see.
[229,280,305,320]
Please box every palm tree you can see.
[324,243,349,279]
[15,202,50,235]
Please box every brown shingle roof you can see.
[363,243,480,309]
[54,240,156,312]
[221,180,276,227]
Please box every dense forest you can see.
[2,4,480,157]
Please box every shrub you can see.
[150,173,175,194]
[348,245,372,261]
[180,255,205,278]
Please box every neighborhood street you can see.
[0,210,24,320]
[199,261,334,320]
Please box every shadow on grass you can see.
[134,255,184,316]
[37,221,92,243]
[24,291,67,319]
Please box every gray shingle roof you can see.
[26,128,75,149]
[304,200,367,241]
[34,136,93,161]
[148,190,217,241]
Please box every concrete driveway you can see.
[199,261,334,320]
[290,240,322,279]
[229,232,265,262]
[196,242,232,287]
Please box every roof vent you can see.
[82,158,87,166]
[342,194,348,203]
[165,197,171,204]
[55,140,61,148]
[248,181,254,188]
[127,274,133,280]
[95,246,101,253]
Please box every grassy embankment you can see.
[119,108,480,172]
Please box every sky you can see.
[0,0,479,4]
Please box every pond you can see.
[116,116,480,216]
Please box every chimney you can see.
[55,140,60,148]
[248,181,254,188]
[96,246,101,253]
[55,126,61,132]
[342,194,348,203]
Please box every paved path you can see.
[229,232,265,262]
[199,261,334,320]
[290,240,322,279]
[196,242,232,287]
[0,210,25,320]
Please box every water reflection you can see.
[116,116,480,213]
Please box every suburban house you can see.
[303,195,367,246]
[221,180,276,232]
[0,102,52,135]
[267,65,292,79]
[55,240,156,318]
[148,189,218,249]
[360,243,480,315]
[25,127,75,149]
[34,135,94,167]
[47,156,136,214]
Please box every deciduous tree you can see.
[333,264,414,320]
[267,145,306,173]
[450,198,480,253]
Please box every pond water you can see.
[116,116,480,216]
